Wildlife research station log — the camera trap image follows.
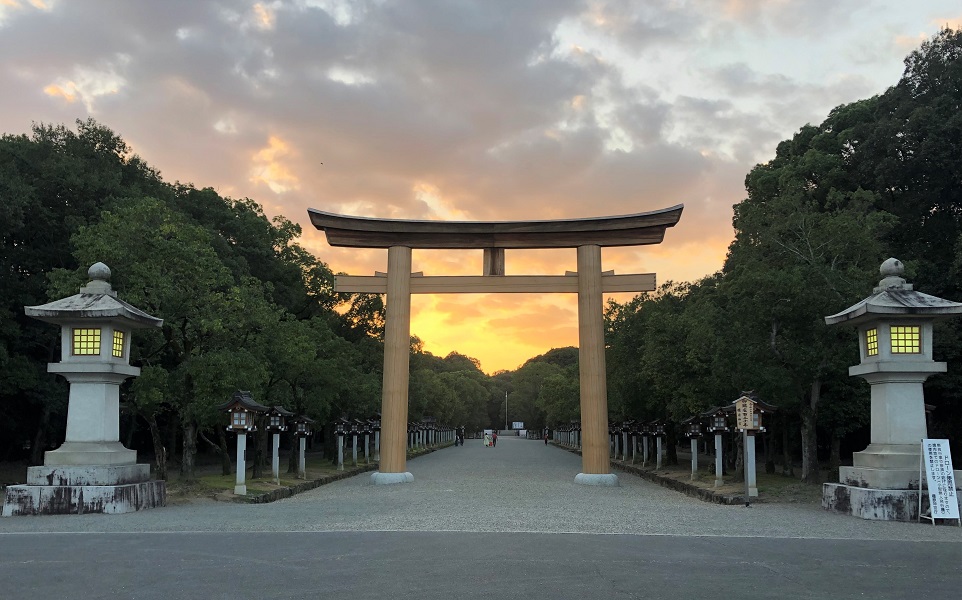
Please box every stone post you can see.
[272,432,280,485]
[745,432,758,497]
[690,438,699,480]
[298,437,306,479]
[235,433,247,495]
[337,434,344,471]
[714,433,724,487]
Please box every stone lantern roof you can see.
[825,258,962,326]
[24,262,163,329]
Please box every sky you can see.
[1,1,959,373]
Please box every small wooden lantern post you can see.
[640,422,651,467]
[683,416,704,480]
[703,407,730,488]
[334,418,348,471]
[291,415,314,479]
[650,420,666,469]
[220,390,268,495]
[350,419,360,467]
[629,421,640,464]
[266,406,293,484]
[361,419,371,464]
[370,413,382,461]
[731,392,776,503]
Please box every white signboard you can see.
[512,421,524,430]
[921,439,959,521]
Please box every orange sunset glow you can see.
[1,1,958,372]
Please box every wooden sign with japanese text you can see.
[735,397,756,430]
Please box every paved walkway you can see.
[1,436,958,541]
[2,437,959,599]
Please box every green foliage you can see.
[604,27,962,468]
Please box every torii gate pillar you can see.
[575,245,617,485]
[374,246,415,484]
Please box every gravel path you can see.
[1,436,960,542]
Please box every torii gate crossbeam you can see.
[309,205,683,486]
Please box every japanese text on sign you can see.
[735,397,756,430]
[922,439,959,520]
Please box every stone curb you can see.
[551,442,743,505]
[242,443,452,504]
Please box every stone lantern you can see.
[219,390,268,495]
[823,258,962,520]
[266,406,293,484]
[2,263,166,516]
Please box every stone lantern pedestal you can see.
[2,263,166,516]
[822,259,962,520]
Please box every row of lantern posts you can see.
[222,392,460,496]
[551,393,776,500]
[331,417,459,471]
[220,390,314,496]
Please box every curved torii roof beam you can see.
[308,204,684,249]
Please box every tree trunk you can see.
[764,429,776,474]
[288,431,298,474]
[800,380,821,483]
[167,420,179,470]
[30,402,51,466]
[125,412,137,448]
[181,420,197,482]
[828,431,841,481]
[781,419,795,477]
[147,414,168,481]
[217,428,231,476]
[665,427,678,466]
[252,427,264,479]
[198,429,231,476]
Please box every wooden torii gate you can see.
[309,205,683,485]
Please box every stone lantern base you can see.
[822,472,962,521]
[1,464,165,516]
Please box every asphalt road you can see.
[1,436,959,599]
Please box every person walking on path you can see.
[492,431,498,447]
[544,432,549,445]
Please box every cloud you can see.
[250,135,300,194]
[42,57,128,112]
[0,0,954,371]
